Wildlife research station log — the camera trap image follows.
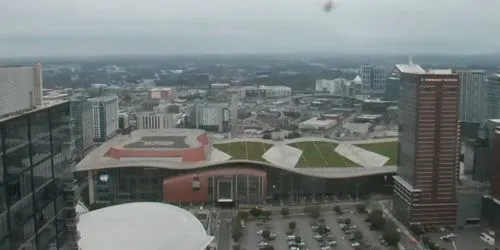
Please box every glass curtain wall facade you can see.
[0,102,72,250]
[88,162,394,206]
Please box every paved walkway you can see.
[379,201,423,250]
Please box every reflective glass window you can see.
[30,111,51,165]
[32,159,53,191]
[34,181,56,211]
[3,117,30,181]
[6,172,32,204]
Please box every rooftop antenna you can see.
[408,55,413,66]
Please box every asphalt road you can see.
[217,210,234,250]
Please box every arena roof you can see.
[78,202,214,250]
[72,129,398,178]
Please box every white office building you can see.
[360,64,387,96]
[191,102,229,132]
[236,85,292,98]
[0,64,43,117]
[137,112,176,129]
[89,95,119,142]
[315,78,348,95]
[457,70,486,123]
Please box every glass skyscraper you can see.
[0,101,74,250]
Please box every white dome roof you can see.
[78,202,213,250]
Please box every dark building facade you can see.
[384,76,400,101]
[0,102,75,250]
[393,67,460,226]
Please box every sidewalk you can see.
[379,201,423,250]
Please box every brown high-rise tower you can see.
[392,65,460,226]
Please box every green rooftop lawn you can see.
[356,141,399,166]
[289,141,360,168]
[213,141,272,161]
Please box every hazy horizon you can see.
[2,0,500,57]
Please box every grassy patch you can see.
[213,141,273,161]
[289,141,359,168]
[356,141,398,166]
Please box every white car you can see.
[257,241,268,247]
[257,230,263,235]
[313,234,323,240]
[298,241,306,246]
[321,246,331,250]
[286,235,296,240]
[351,242,360,247]
[328,241,337,246]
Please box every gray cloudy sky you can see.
[1,0,499,57]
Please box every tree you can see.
[262,210,272,220]
[281,207,290,217]
[333,205,342,214]
[262,246,274,250]
[262,133,272,140]
[250,207,262,218]
[288,221,297,231]
[354,230,363,241]
[368,209,385,230]
[318,225,328,235]
[237,211,249,221]
[344,218,351,225]
[232,244,241,250]
[261,230,271,240]
[383,225,401,246]
[294,236,302,244]
[310,209,320,219]
[409,225,424,236]
[421,236,431,246]
[232,228,243,242]
[356,204,366,213]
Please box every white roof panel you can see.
[78,202,213,250]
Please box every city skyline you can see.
[2,0,500,57]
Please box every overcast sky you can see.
[1,0,499,57]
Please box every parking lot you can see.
[426,227,494,250]
[238,206,392,250]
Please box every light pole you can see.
[451,240,457,250]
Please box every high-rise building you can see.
[230,91,239,137]
[0,64,43,117]
[89,95,119,142]
[360,64,386,96]
[189,102,229,132]
[0,101,78,249]
[486,74,500,119]
[456,70,486,123]
[70,96,94,157]
[393,65,460,226]
[137,112,176,129]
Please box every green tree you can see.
[354,230,363,241]
[250,207,262,218]
[344,218,351,225]
[232,227,243,242]
[262,246,274,250]
[368,209,385,230]
[237,211,249,221]
[294,236,302,244]
[356,204,366,213]
[288,221,297,231]
[333,205,342,214]
[263,210,272,218]
[310,209,320,219]
[281,207,290,217]
[383,225,401,246]
[261,230,271,240]
[232,244,241,250]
